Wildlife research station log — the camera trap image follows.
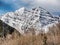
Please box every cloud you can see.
[20,0,60,15]
[21,0,60,10]
[34,0,60,9]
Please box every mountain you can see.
[0,7,60,35]
[0,15,3,19]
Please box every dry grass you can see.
[0,31,44,45]
[47,23,60,45]
[0,23,60,45]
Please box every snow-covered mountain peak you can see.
[16,7,26,11]
[1,7,60,35]
[15,7,27,15]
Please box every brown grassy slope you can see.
[0,23,60,45]
[47,23,60,45]
[0,30,44,45]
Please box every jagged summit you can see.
[15,7,27,15]
[0,7,60,35]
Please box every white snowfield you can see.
[1,7,60,35]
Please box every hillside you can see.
[0,23,60,45]
[0,7,60,45]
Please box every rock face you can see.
[0,20,14,37]
[1,7,60,35]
